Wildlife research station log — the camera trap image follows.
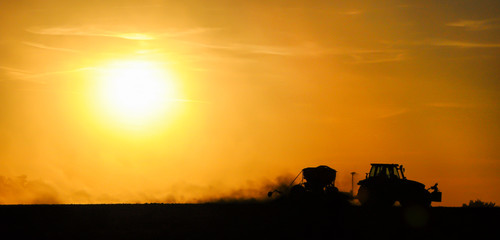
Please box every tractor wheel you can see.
[325,186,339,195]
[289,185,306,202]
[400,188,431,208]
[357,185,370,205]
[358,185,395,207]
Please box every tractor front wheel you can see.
[399,188,431,208]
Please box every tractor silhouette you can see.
[357,163,442,207]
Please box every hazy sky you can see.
[0,0,499,206]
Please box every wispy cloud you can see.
[376,108,409,119]
[338,10,363,15]
[0,66,45,83]
[347,49,406,63]
[384,39,500,49]
[0,65,92,83]
[233,43,344,56]
[430,39,500,48]
[446,18,500,31]
[180,41,333,56]
[26,26,155,40]
[23,41,80,53]
[26,26,217,40]
[182,40,407,64]
[158,27,220,37]
[426,102,476,109]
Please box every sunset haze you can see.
[0,0,499,206]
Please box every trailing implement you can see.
[268,165,349,204]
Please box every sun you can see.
[95,60,177,126]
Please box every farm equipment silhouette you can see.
[357,163,442,207]
[268,163,441,208]
[268,165,349,204]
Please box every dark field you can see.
[0,203,498,239]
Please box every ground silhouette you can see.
[462,199,496,208]
[0,203,498,239]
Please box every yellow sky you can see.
[0,0,499,206]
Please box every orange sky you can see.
[0,0,499,206]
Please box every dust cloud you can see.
[0,175,61,204]
[0,174,297,204]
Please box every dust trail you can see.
[196,175,295,203]
[0,175,60,204]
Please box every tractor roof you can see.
[370,163,400,167]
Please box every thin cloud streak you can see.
[348,49,406,64]
[26,26,218,40]
[23,41,80,53]
[26,26,155,40]
[426,102,476,109]
[181,40,407,63]
[376,108,409,119]
[431,39,500,48]
[446,18,500,31]
[0,66,46,83]
[0,66,93,82]
[383,39,500,48]
[338,10,363,15]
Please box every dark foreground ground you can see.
[0,203,498,240]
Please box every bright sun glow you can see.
[96,60,177,126]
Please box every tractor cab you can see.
[367,163,406,180]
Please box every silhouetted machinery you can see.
[268,165,343,202]
[357,163,442,207]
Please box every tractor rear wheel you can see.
[357,185,370,205]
